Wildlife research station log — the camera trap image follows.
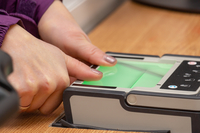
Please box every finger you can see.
[69,76,77,84]
[39,87,63,115]
[26,79,57,112]
[19,95,33,113]
[64,54,103,81]
[7,73,36,107]
[39,71,70,114]
[63,39,117,66]
[76,43,117,66]
[37,0,117,66]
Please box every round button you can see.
[127,94,137,105]
[188,61,197,65]
[168,85,178,89]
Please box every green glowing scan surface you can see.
[83,60,174,88]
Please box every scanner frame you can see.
[62,52,200,133]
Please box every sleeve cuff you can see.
[0,14,21,47]
[34,0,55,24]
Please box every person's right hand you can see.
[1,24,103,114]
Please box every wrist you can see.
[1,24,37,52]
[0,15,22,47]
[38,0,88,46]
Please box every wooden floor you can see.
[2,0,200,132]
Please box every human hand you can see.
[38,0,117,68]
[1,24,102,114]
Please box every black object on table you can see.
[0,50,19,126]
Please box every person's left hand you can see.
[1,24,103,114]
[38,0,117,75]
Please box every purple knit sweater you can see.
[0,0,54,46]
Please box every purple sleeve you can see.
[0,12,21,46]
[17,0,55,24]
[0,0,59,46]
[34,0,55,24]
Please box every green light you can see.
[83,60,174,88]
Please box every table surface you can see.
[2,0,200,133]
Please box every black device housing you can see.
[62,87,200,133]
[57,52,200,133]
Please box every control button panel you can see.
[161,61,200,91]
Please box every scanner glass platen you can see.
[83,60,174,88]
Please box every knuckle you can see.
[86,47,99,63]
[10,75,37,97]
[75,59,85,67]
[71,61,85,77]
[39,76,55,94]
[66,31,87,41]
[20,79,37,96]
[57,75,70,91]
[62,75,70,87]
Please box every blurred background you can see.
[63,0,124,33]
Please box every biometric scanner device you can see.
[0,50,19,126]
[62,52,200,133]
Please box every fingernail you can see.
[104,55,116,64]
[91,68,103,75]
